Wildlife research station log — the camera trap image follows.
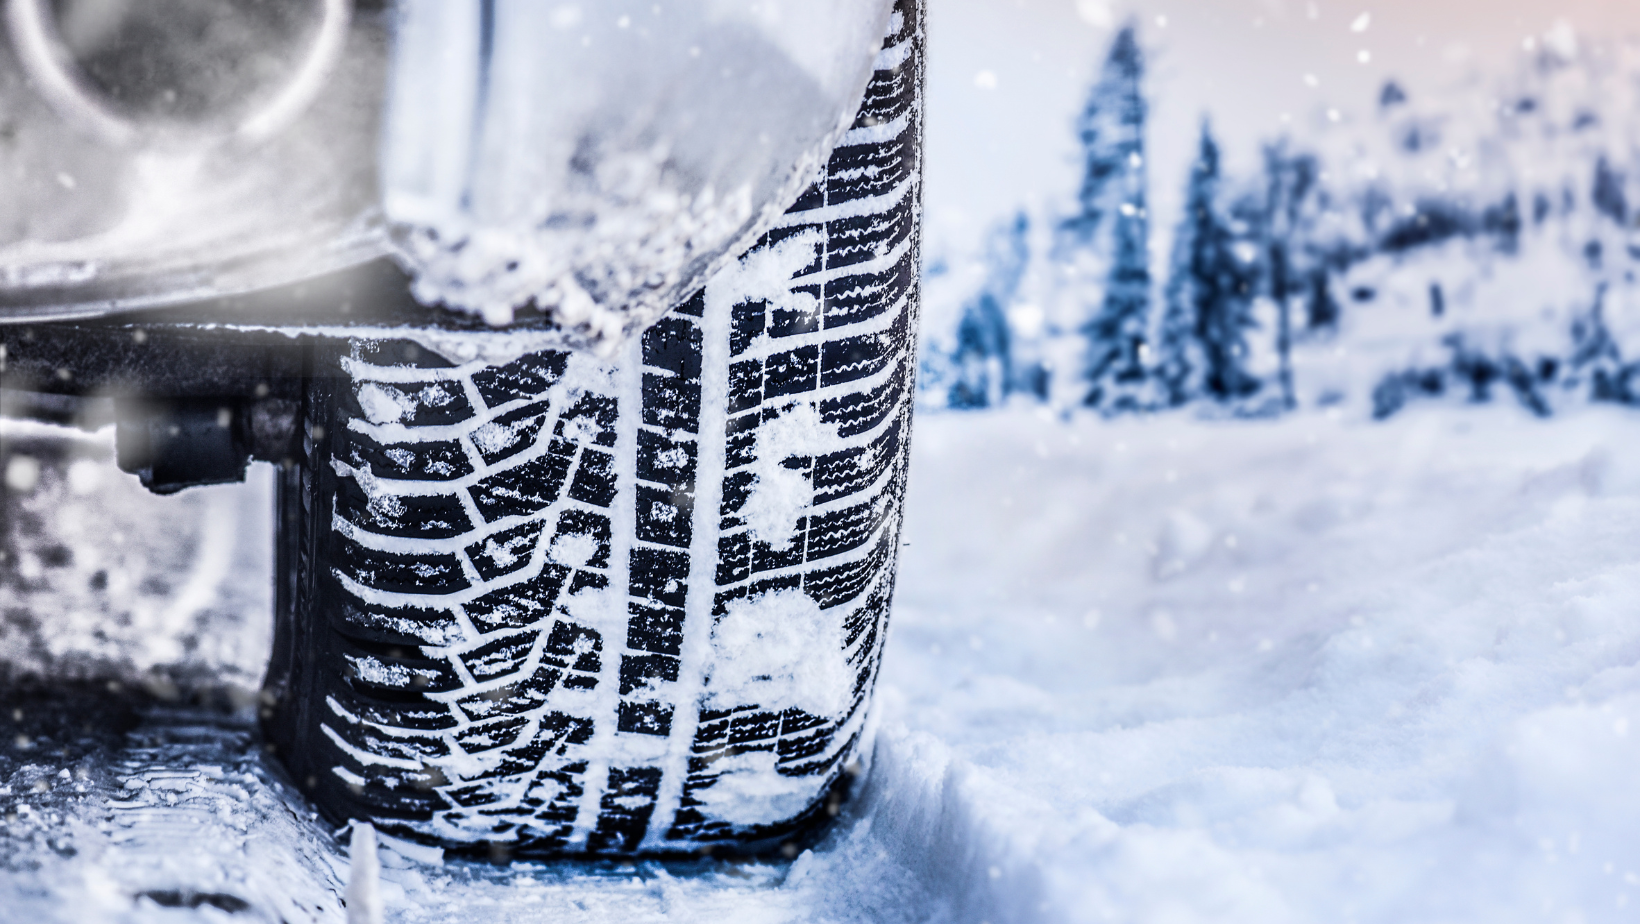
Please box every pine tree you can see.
[948,212,1030,409]
[949,294,1011,409]
[1159,122,1259,406]
[1593,156,1628,225]
[1569,283,1628,403]
[1262,143,1319,411]
[1157,122,1219,406]
[1060,23,1153,412]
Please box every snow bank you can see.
[875,405,1640,923]
[13,404,1640,921]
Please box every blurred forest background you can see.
[919,3,1640,420]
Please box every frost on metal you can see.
[380,0,894,353]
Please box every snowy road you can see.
[7,406,1640,922]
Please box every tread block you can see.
[718,468,757,521]
[587,767,661,853]
[779,707,830,737]
[636,429,698,486]
[820,316,907,389]
[312,746,444,818]
[349,726,452,765]
[689,709,735,753]
[726,712,781,748]
[747,574,802,602]
[776,723,835,766]
[341,430,473,481]
[525,761,586,828]
[321,678,460,731]
[529,711,596,754]
[341,643,463,695]
[561,672,599,691]
[468,448,574,522]
[641,373,701,432]
[643,316,704,379]
[332,535,469,595]
[629,548,688,608]
[824,133,914,205]
[337,475,474,539]
[715,530,751,586]
[554,392,619,448]
[825,206,913,272]
[823,249,915,329]
[711,585,748,618]
[769,288,821,339]
[330,592,462,647]
[551,508,612,569]
[812,417,902,504]
[544,620,602,674]
[469,713,595,781]
[619,653,680,695]
[567,569,609,596]
[567,448,617,508]
[672,291,705,317]
[805,499,889,563]
[765,223,826,276]
[751,521,807,573]
[464,565,571,633]
[460,631,539,682]
[454,715,530,755]
[843,583,893,653]
[803,529,893,610]
[471,350,570,409]
[470,404,551,465]
[787,183,825,213]
[457,664,563,720]
[347,379,473,428]
[819,360,907,438]
[724,413,759,467]
[636,483,693,548]
[625,602,684,656]
[443,784,506,809]
[727,361,764,415]
[854,57,915,127]
[617,700,674,737]
[762,345,819,400]
[730,300,768,357]
[353,340,458,369]
[465,520,546,581]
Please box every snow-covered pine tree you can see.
[949,293,1011,408]
[1156,122,1219,406]
[1567,283,1628,403]
[1592,156,1628,226]
[1261,143,1321,411]
[1060,23,1153,413]
[948,213,1031,408]
[1159,121,1260,406]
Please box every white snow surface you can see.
[9,405,1640,920]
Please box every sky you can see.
[924,0,1640,257]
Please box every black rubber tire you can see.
[262,0,923,858]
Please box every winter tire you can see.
[261,0,923,857]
